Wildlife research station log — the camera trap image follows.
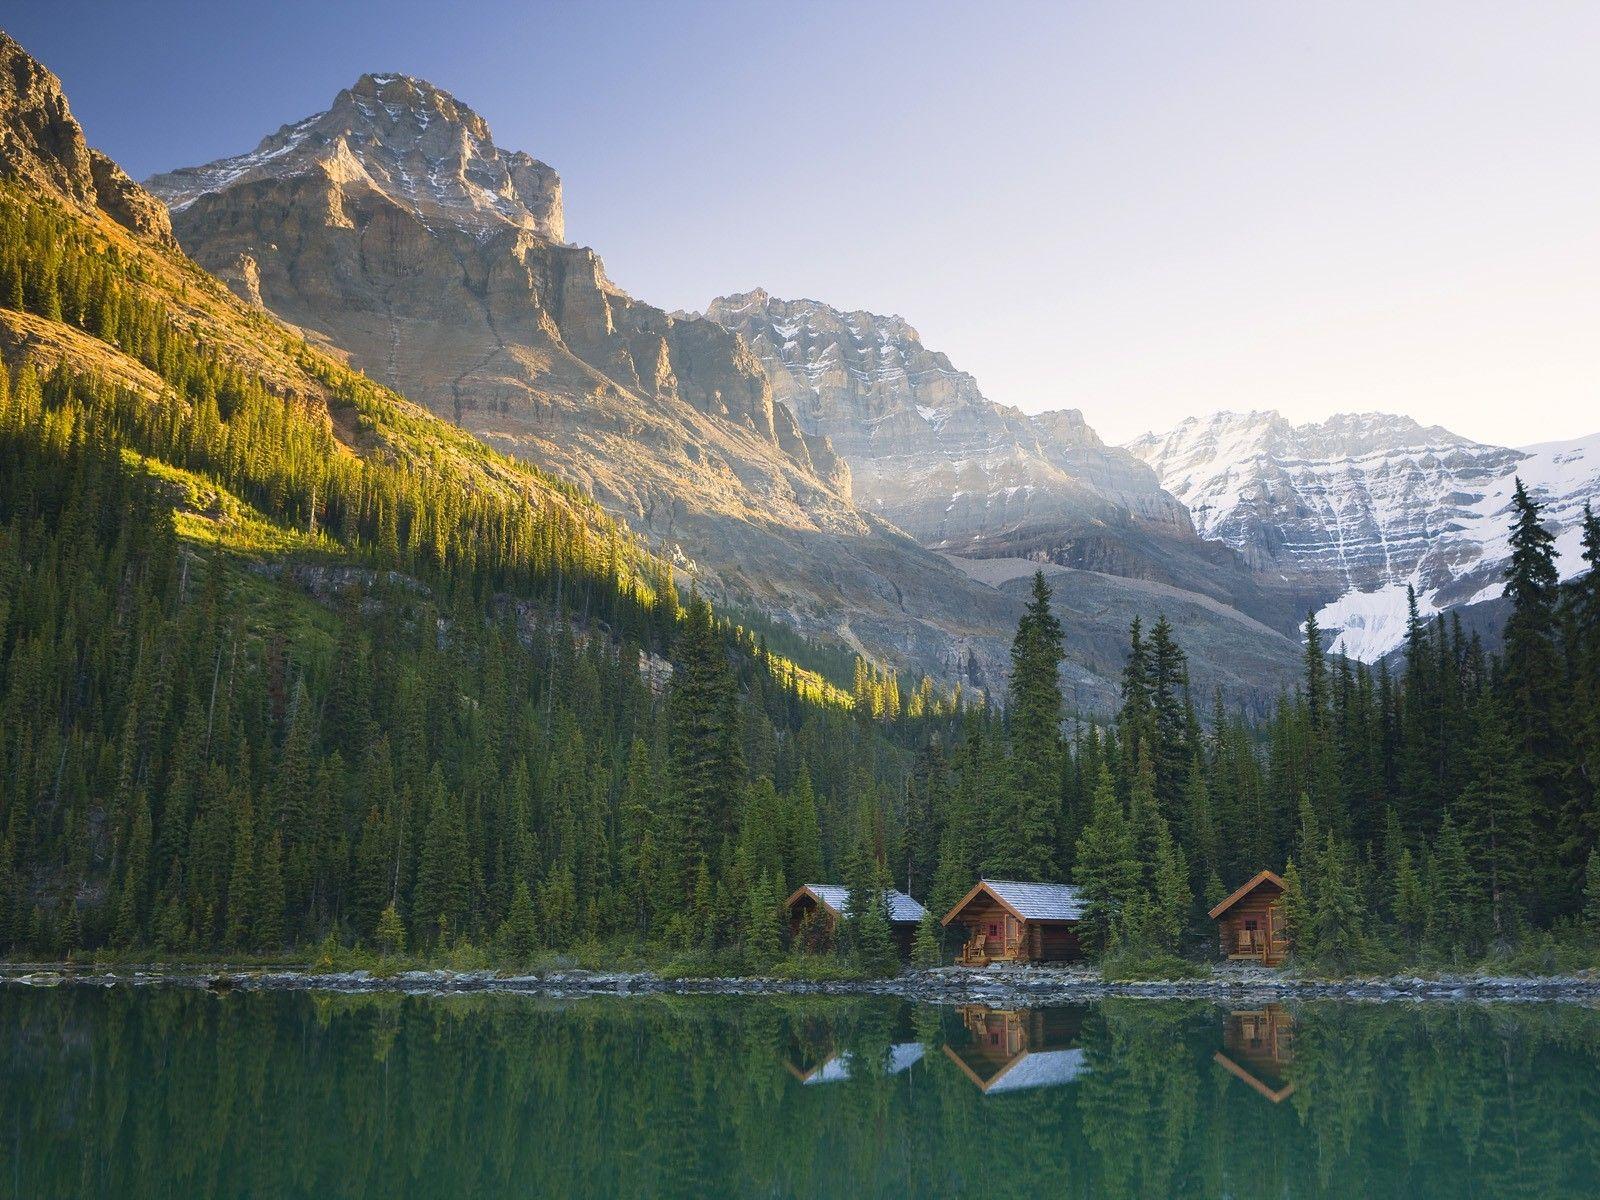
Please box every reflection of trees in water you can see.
[3,991,1600,1198]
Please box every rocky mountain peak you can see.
[0,31,173,243]
[145,70,563,240]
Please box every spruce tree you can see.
[1074,765,1136,955]
[994,572,1063,880]
[911,908,942,967]
[1499,478,1572,909]
[254,833,286,950]
[745,872,782,967]
[1426,812,1477,957]
[375,903,406,955]
[1585,849,1600,934]
[499,878,538,960]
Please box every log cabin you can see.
[940,879,1085,965]
[784,884,928,957]
[1208,870,1291,966]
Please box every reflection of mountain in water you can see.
[1213,1005,1296,1103]
[785,1042,925,1085]
[943,1006,1090,1094]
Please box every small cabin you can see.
[1208,870,1290,966]
[785,884,929,957]
[940,879,1085,965]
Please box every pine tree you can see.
[993,572,1063,880]
[1281,857,1312,962]
[1426,812,1477,957]
[1584,849,1600,934]
[1455,691,1533,939]
[1311,832,1363,969]
[499,878,538,960]
[225,793,256,950]
[375,902,406,955]
[662,598,744,905]
[1391,848,1426,945]
[1074,765,1136,956]
[745,872,781,967]
[113,792,152,947]
[843,808,896,974]
[254,833,285,950]
[413,768,470,944]
[1500,478,1572,910]
[911,908,942,967]
[785,768,823,890]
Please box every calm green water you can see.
[2,987,1599,1198]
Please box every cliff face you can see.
[1128,411,1600,659]
[143,74,1049,693]
[705,289,1188,552]
[138,70,1307,708]
[0,31,172,243]
[702,290,1314,633]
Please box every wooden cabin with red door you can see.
[1208,870,1290,965]
[784,884,929,957]
[941,879,1085,965]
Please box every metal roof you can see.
[979,879,1087,921]
[800,885,928,925]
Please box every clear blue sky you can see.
[9,1,1599,446]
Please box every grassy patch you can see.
[1099,948,1209,981]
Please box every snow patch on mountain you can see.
[1130,413,1600,661]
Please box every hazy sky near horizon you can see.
[10,1,1599,447]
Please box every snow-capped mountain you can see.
[1127,412,1600,660]
[147,73,564,240]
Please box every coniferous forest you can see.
[2,175,1599,975]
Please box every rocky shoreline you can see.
[3,962,1598,1006]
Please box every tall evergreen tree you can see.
[992,572,1064,880]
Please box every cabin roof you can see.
[789,884,928,925]
[942,878,1086,925]
[1207,870,1288,920]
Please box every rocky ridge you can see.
[0,31,171,243]
[705,289,1316,637]
[1128,411,1600,659]
[144,73,1306,706]
[144,74,1051,692]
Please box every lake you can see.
[2,987,1598,1198]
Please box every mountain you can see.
[1127,411,1600,659]
[142,73,1053,694]
[704,290,1314,633]
[703,290,1187,551]
[146,75,1303,709]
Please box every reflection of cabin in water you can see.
[941,879,1085,964]
[785,1043,926,1085]
[1208,870,1291,966]
[1213,1005,1296,1102]
[943,1007,1089,1094]
[785,885,929,956]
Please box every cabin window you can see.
[990,1033,1000,1046]
[988,923,999,937]
[1244,919,1258,931]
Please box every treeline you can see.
[0,185,967,961]
[902,487,1600,968]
